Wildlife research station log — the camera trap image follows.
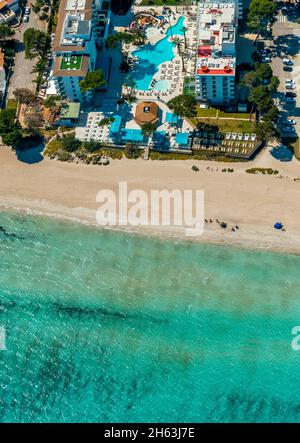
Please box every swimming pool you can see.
[130,16,185,92]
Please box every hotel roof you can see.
[60,102,81,119]
[135,101,159,127]
[197,58,235,75]
[196,1,236,76]
[52,0,93,52]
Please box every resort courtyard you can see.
[126,4,198,102]
[75,4,196,151]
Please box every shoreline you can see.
[1,146,300,255]
[1,197,300,256]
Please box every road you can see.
[271,9,300,139]
[8,2,47,99]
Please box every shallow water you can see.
[0,211,300,422]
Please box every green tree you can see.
[240,71,260,89]
[141,122,157,138]
[263,105,279,123]
[123,76,137,98]
[23,28,50,59]
[254,62,273,80]
[14,88,37,105]
[181,26,188,49]
[247,0,276,35]
[0,109,23,148]
[79,70,106,93]
[167,94,197,119]
[106,32,135,56]
[98,117,115,127]
[255,120,278,142]
[268,77,280,93]
[44,95,61,109]
[249,86,273,113]
[0,25,15,44]
[83,140,100,153]
[61,135,81,152]
[131,29,147,46]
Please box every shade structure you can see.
[153,131,166,144]
[274,222,283,230]
[175,132,189,146]
[109,115,122,134]
[121,128,144,143]
[135,101,159,126]
[165,112,178,124]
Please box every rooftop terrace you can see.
[60,54,83,70]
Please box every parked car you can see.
[286,83,296,89]
[286,119,296,125]
[262,56,271,63]
[283,125,296,132]
[23,15,29,22]
[283,58,294,66]
[283,66,293,72]
[260,48,271,55]
[286,97,296,103]
[25,6,30,14]
[286,92,297,97]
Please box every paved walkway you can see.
[8,3,47,99]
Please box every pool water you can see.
[131,16,185,92]
[153,79,170,92]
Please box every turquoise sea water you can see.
[131,17,185,91]
[1,210,300,422]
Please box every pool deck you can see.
[124,5,198,103]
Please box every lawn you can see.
[6,99,17,112]
[190,116,255,133]
[218,110,253,119]
[196,105,253,119]
[197,107,218,118]
[60,55,83,70]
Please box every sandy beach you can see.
[1,145,300,253]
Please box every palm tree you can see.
[106,32,134,61]
[171,36,184,56]
[181,26,188,49]
[123,76,137,98]
[172,37,187,72]
[132,29,147,46]
[141,122,156,138]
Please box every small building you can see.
[43,102,81,127]
[135,101,159,127]
[0,0,19,23]
[58,102,81,126]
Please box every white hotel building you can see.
[50,0,111,103]
[195,1,239,106]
